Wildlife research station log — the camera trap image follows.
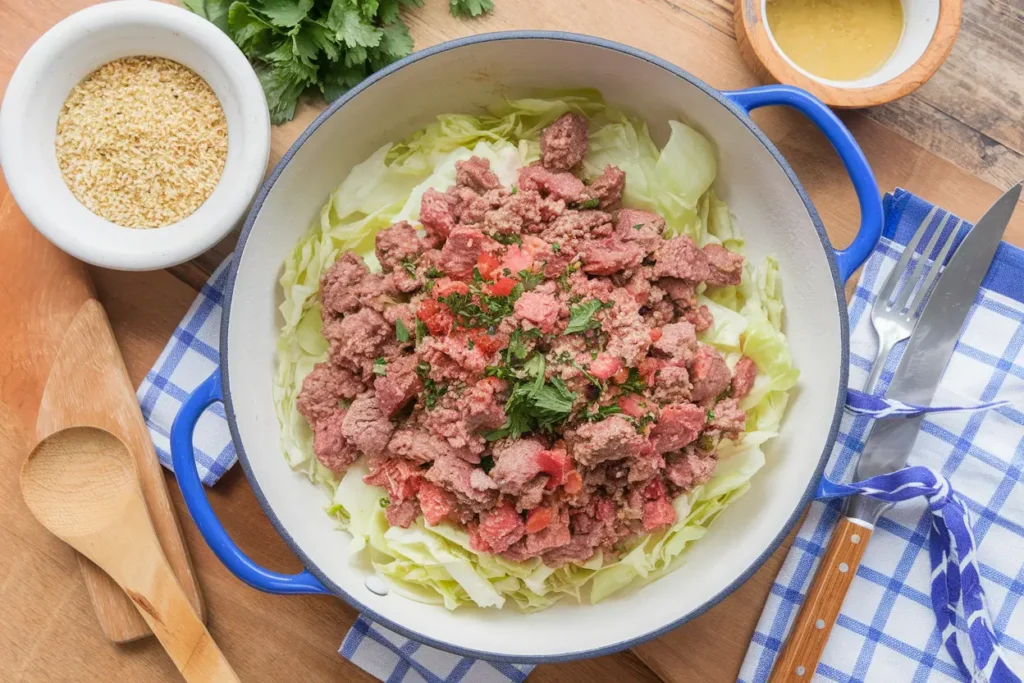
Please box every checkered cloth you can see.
[740,189,1024,682]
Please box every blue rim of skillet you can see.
[220,31,864,664]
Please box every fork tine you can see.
[877,206,939,306]
[893,213,947,314]
[908,217,962,317]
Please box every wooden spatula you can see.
[21,426,238,683]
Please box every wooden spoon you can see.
[20,426,238,683]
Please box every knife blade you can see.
[847,183,1021,525]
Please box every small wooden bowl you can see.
[735,0,962,108]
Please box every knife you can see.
[769,183,1022,683]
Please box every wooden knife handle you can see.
[769,517,873,682]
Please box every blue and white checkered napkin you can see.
[138,263,532,681]
[741,189,1024,683]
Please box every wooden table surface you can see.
[2,1,1022,682]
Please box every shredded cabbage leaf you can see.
[274,91,799,610]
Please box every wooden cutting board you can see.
[0,175,204,642]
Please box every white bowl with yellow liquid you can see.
[736,0,961,108]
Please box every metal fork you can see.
[865,207,963,393]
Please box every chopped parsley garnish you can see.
[633,223,645,231]
[416,362,448,409]
[583,403,622,422]
[573,198,601,210]
[379,497,389,508]
[626,412,657,433]
[551,242,561,253]
[480,455,495,474]
[564,299,613,335]
[506,328,531,361]
[415,319,428,345]
[618,368,647,395]
[372,357,387,376]
[395,318,410,343]
[518,269,544,291]
[706,409,715,421]
[425,266,444,279]
[485,353,577,441]
[510,185,518,195]
[467,338,475,350]
[400,258,418,278]
[492,232,523,246]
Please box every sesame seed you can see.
[54,56,228,229]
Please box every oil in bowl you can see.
[55,56,228,229]
[765,0,905,82]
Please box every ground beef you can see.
[472,502,526,553]
[364,456,422,502]
[462,189,509,226]
[569,415,644,466]
[419,335,489,382]
[585,165,626,209]
[387,424,452,463]
[684,305,714,333]
[503,507,572,561]
[518,164,588,203]
[658,277,697,307]
[490,438,547,494]
[732,356,758,399]
[420,188,456,241]
[652,365,692,404]
[374,354,422,417]
[540,112,588,172]
[324,308,393,379]
[320,252,370,316]
[439,227,498,279]
[615,209,664,254]
[516,476,549,512]
[386,500,420,528]
[703,243,744,286]
[514,290,564,333]
[650,403,706,454]
[311,411,360,473]
[463,378,508,432]
[642,496,676,531]
[653,235,711,282]
[297,362,364,425]
[456,156,500,192]
[651,321,698,364]
[424,398,487,463]
[375,221,425,273]
[540,209,613,248]
[710,397,747,437]
[665,450,717,491]
[581,238,645,275]
[689,345,732,403]
[342,393,394,457]
[417,481,456,526]
[426,455,495,506]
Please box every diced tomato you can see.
[535,448,573,489]
[486,277,518,297]
[643,478,666,501]
[476,252,500,279]
[469,329,504,355]
[590,353,623,381]
[612,367,629,384]
[563,470,583,495]
[637,357,665,384]
[642,497,676,531]
[617,395,648,418]
[500,244,534,274]
[417,298,439,321]
[417,299,453,336]
[417,482,454,526]
[525,507,554,534]
[649,327,663,342]
[433,280,470,298]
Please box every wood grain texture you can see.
[36,299,205,641]
[22,427,237,683]
[769,518,874,682]
[0,175,203,644]
[735,0,962,108]
[1,0,1023,681]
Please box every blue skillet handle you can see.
[170,369,329,595]
[725,85,883,282]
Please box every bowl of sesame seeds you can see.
[0,0,270,271]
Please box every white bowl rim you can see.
[0,0,270,271]
[220,31,850,663]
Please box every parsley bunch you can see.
[183,0,495,124]
[485,354,577,441]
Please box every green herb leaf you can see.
[415,318,428,346]
[517,269,544,291]
[373,357,388,376]
[551,242,561,253]
[449,0,494,17]
[401,257,418,278]
[182,0,233,32]
[573,198,601,210]
[510,184,518,195]
[633,223,644,230]
[618,367,647,395]
[564,298,612,335]
[379,496,389,508]
[395,318,410,342]
[583,403,622,422]
[491,232,522,246]
[706,409,715,420]
[257,0,314,28]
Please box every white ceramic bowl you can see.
[169,33,883,661]
[0,1,270,271]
